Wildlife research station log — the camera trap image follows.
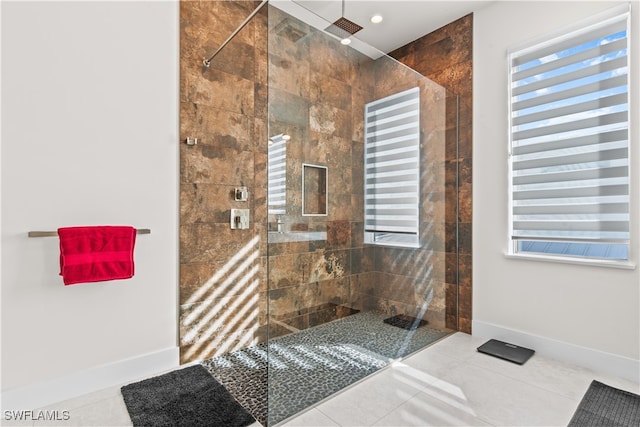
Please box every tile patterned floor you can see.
[3,332,639,427]
[202,311,450,425]
[280,333,640,427]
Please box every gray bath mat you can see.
[568,380,640,426]
[121,364,255,427]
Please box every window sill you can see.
[504,252,637,270]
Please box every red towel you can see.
[58,226,137,286]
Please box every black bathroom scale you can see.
[477,339,535,365]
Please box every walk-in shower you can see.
[180,1,460,425]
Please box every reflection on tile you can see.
[281,409,339,427]
[281,330,638,427]
[469,349,640,400]
[315,368,423,426]
[416,332,485,361]
[430,363,577,426]
[36,386,122,413]
[72,396,131,427]
[402,347,465,380]
[373,390,492,427]
[469,351,603,400]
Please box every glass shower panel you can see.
[266,4,458,425]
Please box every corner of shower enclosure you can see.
[179,1,461,424]
[181,0,464,424]
[264,2,461,425]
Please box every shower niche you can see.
[302,164,327,216]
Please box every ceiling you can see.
[271,0,494,56]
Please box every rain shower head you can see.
[325,16,363,38]
[324,0,363,41]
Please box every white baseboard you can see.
[473,320,640,384]
[0,346,179,411]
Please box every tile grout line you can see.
[33,394,131,427]
[315,378,424,427]
[464,357,589,405]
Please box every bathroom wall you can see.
[390,15,474,333]
[1,0,178,394]
[474,0,639,364]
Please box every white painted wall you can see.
[474,0,640,363]
[1,0,179,394]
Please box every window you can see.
[364,87,420,248]
[268,134,287,215]
[508,8,630,261]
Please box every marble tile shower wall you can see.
[348,59,450,331]
[179,0,269,363]
[390,14,473,333]
[265,8,451,335]
[265,6,376,334]
[179,1,464,363]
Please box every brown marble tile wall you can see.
[179,0,269,364]
[389,14,473,333]
[265,14,453,333]
[180,2,470,365]
[264,7,376,333]
[346,56,450,331]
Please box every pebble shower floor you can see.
[201,311,450,425]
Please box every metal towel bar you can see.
[28,229,151,238]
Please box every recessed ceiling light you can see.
[370,14,383,24]
[341,37,351,45]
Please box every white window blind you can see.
[509,8,630,260]
[364,87,420,247]
[268,134,287,215]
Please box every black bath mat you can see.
[383,314,427,330]
[121,364,255,427]
[568,380,640,426]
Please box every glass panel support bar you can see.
[203,0,268,67]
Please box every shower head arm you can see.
[203,0,268,68]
